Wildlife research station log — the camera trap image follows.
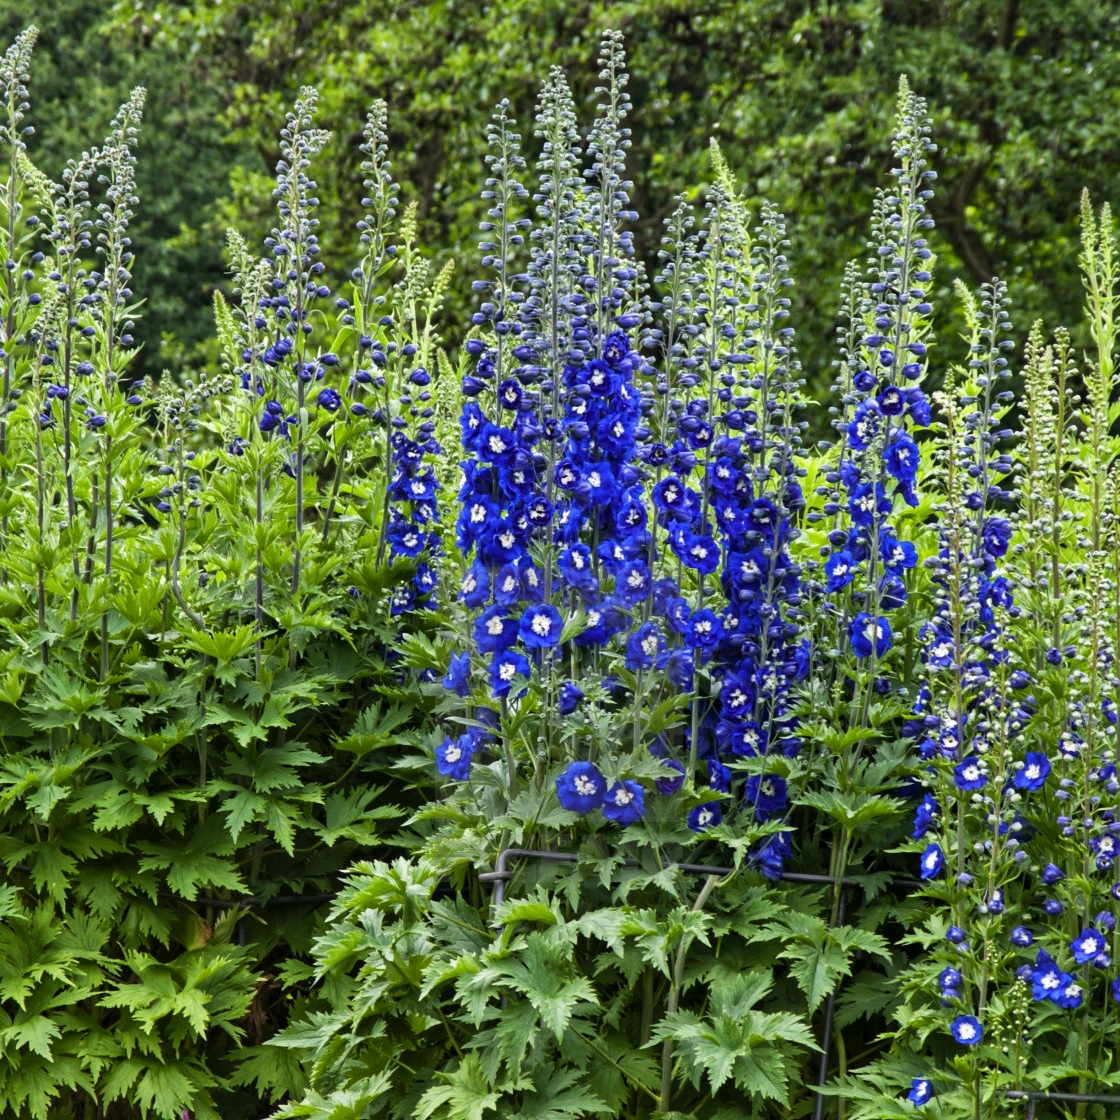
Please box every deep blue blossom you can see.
[949,1016,982,1045]
[488,650,531,698]
[556,762,606,814]
[688,802,723,832]
[1072,929,1108,965]
[436,734,475,780]
[919,844,944,880]
[1011,752,1050,791]
[906,1079,933,1106]
[602,780,645,825]
[953,757,987,791]
[442,652,471,697]
[518,604,563,649]
[849,613,892,659]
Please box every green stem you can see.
[659,875,720,1114]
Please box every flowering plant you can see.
[4,20,1120,1120]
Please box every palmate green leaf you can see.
[223,744,325,793]
[619,908,712,977]
[184,622,258,667]
[0,1047,95,1120]
[316,786,402,846]
[834,973,897,1029]
[0,1012,62,1059]
[652,974,814,1104]
[136,818,248,902]
[0,883,24,921]
[416,1053,501,1120]
[229,1042,308,1103]
[509,1064,610,1120]
[784,939,855,1015]
[102,1056,216,1120]
[485,933,598,1039]
[273,1075,394,1120]
[752,913,889,1013]
[334,701,415,756]
[499,897,561,929]
[798,789,904,832]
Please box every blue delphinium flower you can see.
[688,802,722,832]
[1056,976,1085,1010]
[558,682,584,716]
[436,734,475,781]
[849,613,893,659]
[1030,951,1066,1002]
[745,775,788,822]
[488,650,531,698]
[949,1015,983,1045]
[518,604,563,649]
[1072,928,1108,965]
[906,1079,934,1106]
[474,606,519,654]
[938,967,962,995]
[919,844,944,880]
[556,761,606,814]
[442,652,471,697]
[602,780,645,825]
[1011,751,1050,791]
[953,756,986,790]
[1010,926,1034,947]
[912,793,938,839]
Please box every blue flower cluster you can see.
[820,91,936,670]
[435,41,810,871]
[909,282,1031,1052]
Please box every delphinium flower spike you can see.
[822,78,936,706]
[705,193,808,876]
[0,26,41,520]
[262,87,332,596]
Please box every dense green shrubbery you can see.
[4,21,1120,1120]
[0,29,453,1119]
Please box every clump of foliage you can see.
[3,19,1120,1120]
[0,27,447,1120]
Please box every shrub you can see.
[0,28,445,1120]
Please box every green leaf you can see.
[416,1054,501,1120]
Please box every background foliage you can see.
[4,0,1118,393]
